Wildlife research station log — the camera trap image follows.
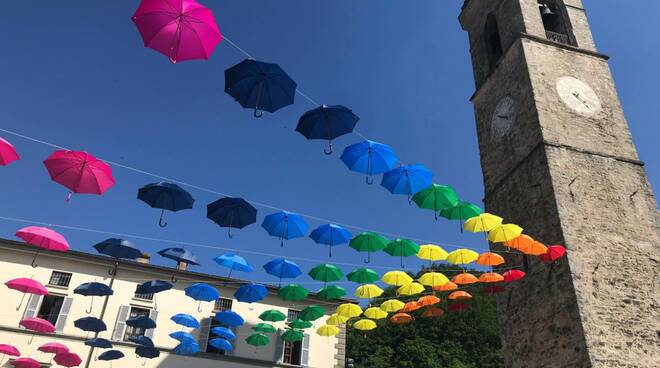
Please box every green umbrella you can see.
[252,323,277,334]
[308,263,344,285]
[439,201,483,232]
[349,232,389,264]
[288,319,313,329]
[316,285,347,300]
[246,333,270,346]
[412,184,459,219]
[384,239,421,268]
[282,329,305,342]
[299,305,325,322]
[278,284,309,301]
[259,309,287,322]
[346,267,380,284]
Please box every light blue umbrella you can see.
[169,331,196,344]
[184,283,220,312]
[261,211,308,247]
[211,326,236,340]
[213,253,254,278]
[171,314,200,329]
[309,224,352,257]
[341,140,399,184]
[381,164,434,202]
[209,338,234,351]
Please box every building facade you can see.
[0,240,347,368]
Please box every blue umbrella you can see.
[98,350,124,363]
[234,283,268,304]
[211,326,236,340]
[263,258,302,285]
[174,341,200,356]
[215,311,245,327]
[138,182,195,227]
[94,238,143,260]
[185,283,220,312]
[74,282,114,314]
[158,247,199,283]
[169,331,196,343]
[135,280,173,310]
[129,335,154,347]
[213,253,254,279]
[126,316,156,330]
[171,314,200,329]
[135,346,160,359]
[224,58,297,118]
[261,211,308,247]
[296,105,359,154]
[341,140,399,184]
[381,164,434,202]
[207,197,257,238]
[85,338,113,349]
[309,224,353,257]
[209,338,234,351]
[74,317,107,333]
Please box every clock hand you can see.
[497,115,509,120]
[572,91,592,110]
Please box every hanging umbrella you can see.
[452,273,479,285]
[263,258,302,285]
[138,182,194,227]
[418,272,449,287]
[212,326,237,339]
[169,331,196,343]
[308,264,344,284]
[209,338,233,351]
[224,58,297,118]
[128,336,154,347]
[346,267,379,284]
[234,284,268,304]
[340,140,399,184]
[353,319,377,331]
[439,201,483,232]
[417,295,441,307]
[98,350,124,362]
[381,164,434,201]
[74,282,114,314]
[0,137,20,165]
[299,305,325,322]
[326,314,349,326]
[317,325,340,337]
[390,313,413,325]
[540,245,566,263]
[278,284,309,302]
[94,238,143,260]
[400,301,422,313]
[416,244,448,266]
[518,240,548,256]
[15,226,69,268]
[381,270,413,286]
[336,303,362,319]
[288,320,313,329]
[38,342,68,355]
[261,211,308,247]
[296,105,359,154]
[449,303,470,312]
[484,285,506,294]
[170,314,200,329]
[215,311,244,327]
[412,184,459,219]
[505,234,535,250]
[421,307,445,318]
[135,346,160,359]
[74,317,107,333]
[10,358,40,368]
[433,281,458,292]
[135,280,173,310]
[213,253,254,278]
[384,239,420,268]
[309,224,352,257]
[503,270,526,282]
[53,352,81,368]
[397,282,425,296]
[185,283,219,312]
[488,224,524,243]
[246,333,270,347]
[84,338,112,349]
[132,0,222,63]
[251,323,276,334]
[281,329,304,343]
[363,307,388,320]
[173,341,200,355]
[316,285,346,300]
[159,247,199,282]
[20,317,55,342]
[446,249,479,265]
[126,316,156,330]
[43,150,115,200]
[479,272,504,283]
[463,213,503,233]
[348,232,389,264]
[259,310,286,323]
[448,291,472,300]
[206,197,257,238]
[5,278,48,311]
[0,345,20,362]
[379,299,404,313]
[477,252,505,267]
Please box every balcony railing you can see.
[545,30,571,45]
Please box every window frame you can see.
[48,271,72,288]
[122,306,151,342]
[213,297,233,312]
[36,294,65,326]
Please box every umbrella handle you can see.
[328,246,332,258]
[365,176,374,185]
[158,210,167,228]
[86,296,94,314]
[228,228,233,239]
[197,301,203,313]
[16,292,26,311]
[31,250,40,268]
[253,109,263,118]
[66,191,73,202]
[324,141,333,155]
[142,359,147,366]
[28,334,34,345]
[363,253,370,264]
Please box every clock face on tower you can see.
[556,76,602,116]
[491,96,516,138]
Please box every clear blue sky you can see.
[0,1,657,293]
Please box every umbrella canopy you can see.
[224,59,297,117]
[390,313,414,325]
[19,317,55,333]
[418,272,449,287]
[353,319,377,331]
[84,338,112,349]
[215,311,244,327]
[158,247,200,266]
[185,283,219,310]
[234,284,268,303]
[288,320,313,329]
[363,307,388,320]
[299,305,325,322]
[0,137,20,165]
[400,301,422,313]
[518,240,548,256]
[416,244,448,263]
[94,238,143,260]
[16,226,70,267]
[98,350,124,361]
[412,184,459,218]
[448,291,472,300]
[259,310,286,323]
[5,278,48,310]
[381,164,434,198]
[212,326,237,339]
[135,346,160,359]
[488,224,524,243]
[126,316,156,330]
[317,325,340,337]
[433,281,458,292]
[174,342,200,355]
[296,105,359,154]
[282,329,304,343]
[439,202,483,231]
[397,282,425,296]
[132,0,222,63]
[463,213,503,233]
[452,273,479,285]
[381,270,413,286]
[503,270,526,282]
[316,285,347,300]
[0,344,20,357]
[446,249,479,265]
[53,352,81,368]
[326,314,349,326]
[207,197,257,237]
[214,253,254,275]
[505,234,535,250]
[209,338,233,351]
[74,282,113,297]
[135,280,173,295]
[308,264,344,283]
[246,333,270,347]
[74,317,107,333]
[421,307,445,318]
[355,284,384,299]
[263,259,302,282]
[477,252,505,267]
[348,232,389,264]
[340,140,399,184]
[261,211,308,247]
[138,182,194,227]
[251,323,276,334]
[278,284,309,301]
[347,267,379,284]
[309,224,352,257]
[418,295,441,307]
[384,239,420,267]
[380,299,405,313]
[540,245,567,262]
[336,303,362,319]
[169,331,196,343]
[38,342,69,354]
[128,336,154,347]
[10,358,40,368]
[43,150,115,197]
[170,314,200,329]
[479,272,504,283]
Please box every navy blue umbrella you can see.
[296,105,359,154]
[309,223,353,257]
[169,331,196,343]
[126,316,157,330]
[137,182,195,227]
[185,283,220,312]
[224,58,297,118]
[211,326,236,340]
[98,350,124,364]
[170,314,200,329]
[129,335,154,348]
[234,283,268,304]
[74,282,114,314]
[94,238,143,260]
[261,211,308,247]
[135,280,173,310]
[215,311,245,327]
[209,338,233,351]
[135,346,160,359]
[341,140,400,184]
[158,248,199,282]
[174,341,200,355]
[85,338,113,349]
[74,317,107,333]
[207,197,257,238]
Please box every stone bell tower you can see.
[459,1,660,367]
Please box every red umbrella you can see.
[54,352,82,367]
[449,302,469,312]
[15,226,70,268]
[38,343,69,355]
[0,137,20,165]
[484,284,506,294]
[19,318,55,344]
[43,150,115,200]
[132,0,222,63]
[5,278,49,310]
[540,245,566,263]
[10,358,41,368]
[503,270,526,282]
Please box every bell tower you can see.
[459,1,660,367]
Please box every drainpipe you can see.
[83,262,119,368]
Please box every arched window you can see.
[484,13,503,71]
[538,0,576,45]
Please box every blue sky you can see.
[0,1,657,294]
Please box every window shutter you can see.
[302,333,310,367]
[197,317,212,353]
[273,329,284,363]
[55,297,73,333]
[145,309,159,339]
[111,305,130,341]
[22,294,42,320]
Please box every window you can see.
[134,291,154,300]
[123,307,150,341]
[283,340,303,365]
[484,13,503,71]
[538,0,575,45]
[37,295,64,326]
[206,317,229,355]
[287,309,300,322]
[214,298,233,312]
[48,271,72,287]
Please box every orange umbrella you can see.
[452,272,479,285]
[421,307,444,318]
[479,272,504,283]
[433,281,457,292]
[505,234,534,250]
[417,295,441,307]
[476,252,504,267]
[448,290,472,300]
[400,301,422,313]
[518,240,548,256]
[390,313,414,324]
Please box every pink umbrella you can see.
[5,278,49,310]
[43,150,115,200]
[54,352,82,368]
[15,226,70,268]
[19,318,55,344]
[0,137,20,165]
[132,0,222,63]
[10,358,41,368]
[0,344,20,366]
[38,342,69,355]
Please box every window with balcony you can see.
[48,271,72,287]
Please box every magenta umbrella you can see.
[53,352,81,367]
[10,358,41,368]
[19,318,55,344]
[5,278,49,311]
[0,138,20,165]
[43,150,115,200]
[38,342,69,355]
[132,0,222,63]
[0,344,20,366]
[16,226,70,268]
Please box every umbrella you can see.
[317,325,340,337]
[355,284,383,299]
[132,0,222,63]
[159,247,200,282]
[261,211,308,247]
[5,278,48,311]
[138,182,194,227]
[43,150,115,200]
[448,291,472,300]
[126,316,156,330]
[412,184,459,219]
[0,345,20,362]
[288,320,313,329]
[212,326,237,339]
[20,317,55,342]
[185,283,219,312]
[326,314,349,326]
[384,239,420,268]
[363,307,388,320]
[135,280,173,310]
[38,342,68,354]
[421,307,445,318]
[381,165,434,201]
[505,234,535,250]
[296,105,359,154]
[439,201,483,232]
[397,282,425,296]
[251,323,276,334]
[128,336,154,347]
[348,232,389,264]
[94,238,143,260]
[518,240,548,256]
[463,213,503,233]
[0,137,20,165]
[74,282,113,314]
[418,272,449,287]
[400,301,422,313]
[418,295,441,307]
[540,245,567,263]
[308,264,344,284]
[282,329,304,343]
[98,350,124,363]
[15,226,70,268]
[215,311,244,327]
[170,314,200,329]
[390,313,414,324]
[484,285,506,294]
[259,310,286,323]
[433,281,458,292]
[74,317,107,333]
[135,346,160,359]
[353,319,377,331]
[299,305,325,322]
[316,285,346,300]
[53,352,81,368]
[381,270,413,286]
[446,249,479,265]
[263,258,302,285]
[309,224,352,257]
[379,299,404,313]
[173,341,200,355]
[452,273,479,285]
[346,268,379,284]
[84,338,112,349]
[234,284,268,304]
[488,224,524,243]
[503,270,526,282]
[479,272,504,283]
[449,303,470,312]
[477,252,505,267]
[206,197,257,237]
[336,303,362,319]
[224,59,297,118]
[246,333,270,347]
[10,358,40,368]
[213,253,254,278]
[278,284,309,302]
[169,331,196,343]
[416,244,448,266]
[209,338,233,351]
[340,140,399,184]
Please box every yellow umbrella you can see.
[380,299,405,313]
[397,282,425,296]
[381,270,413,286]
[416,244,448,262]
[326,313,349,325]
[488,224,523,243]
[353,319,377,331]
[317,325,340,337]
[463,213,503,233]
[446,249,479,265]
[336,303,362,319]
[418,272,449,287]
[364,307,388,320]
[354,284,384,299]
